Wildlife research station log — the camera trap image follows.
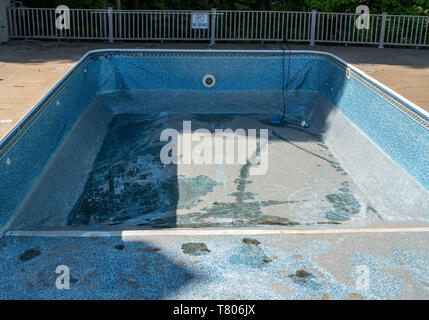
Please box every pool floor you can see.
[62,113,379,228]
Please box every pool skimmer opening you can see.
[203,74,216,88]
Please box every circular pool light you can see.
[202,74,216,88]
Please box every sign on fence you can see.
[192,12,209,29]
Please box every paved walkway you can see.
[0,40,428,139]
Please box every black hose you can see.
[281,37,291,120]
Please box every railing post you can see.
[210,8,216,45]
[108,7,114,43]
[309,10,317,46]
[378,12,387,48]
[0,0,9,42]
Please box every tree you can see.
[22,0,429,14]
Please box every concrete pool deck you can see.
[0,41,428,299]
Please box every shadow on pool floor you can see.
[67,113,379,229]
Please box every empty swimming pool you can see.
[0,49,428,234]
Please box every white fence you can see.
[7,7,429,47]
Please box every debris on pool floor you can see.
[66,113,379,229]
[1,231,428,299]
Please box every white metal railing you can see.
[215,11,312,42]
[8,8,109,39]
[7,7,429,47]
[314,12,384,45]
[384,14,429,46]
[111,10,211,40]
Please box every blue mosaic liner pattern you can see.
[349,71,429,129]
[88,50,428,127]
[0,50,427,232]
[1,51,427,161]
[0,58,93,160]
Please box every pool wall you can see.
[0,50,428,233]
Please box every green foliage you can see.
[303,0,429,14]
[304,0,359,12]
[22,0,429,14]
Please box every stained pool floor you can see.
[67,113,379,228]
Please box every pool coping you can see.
[6,226,429,238]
